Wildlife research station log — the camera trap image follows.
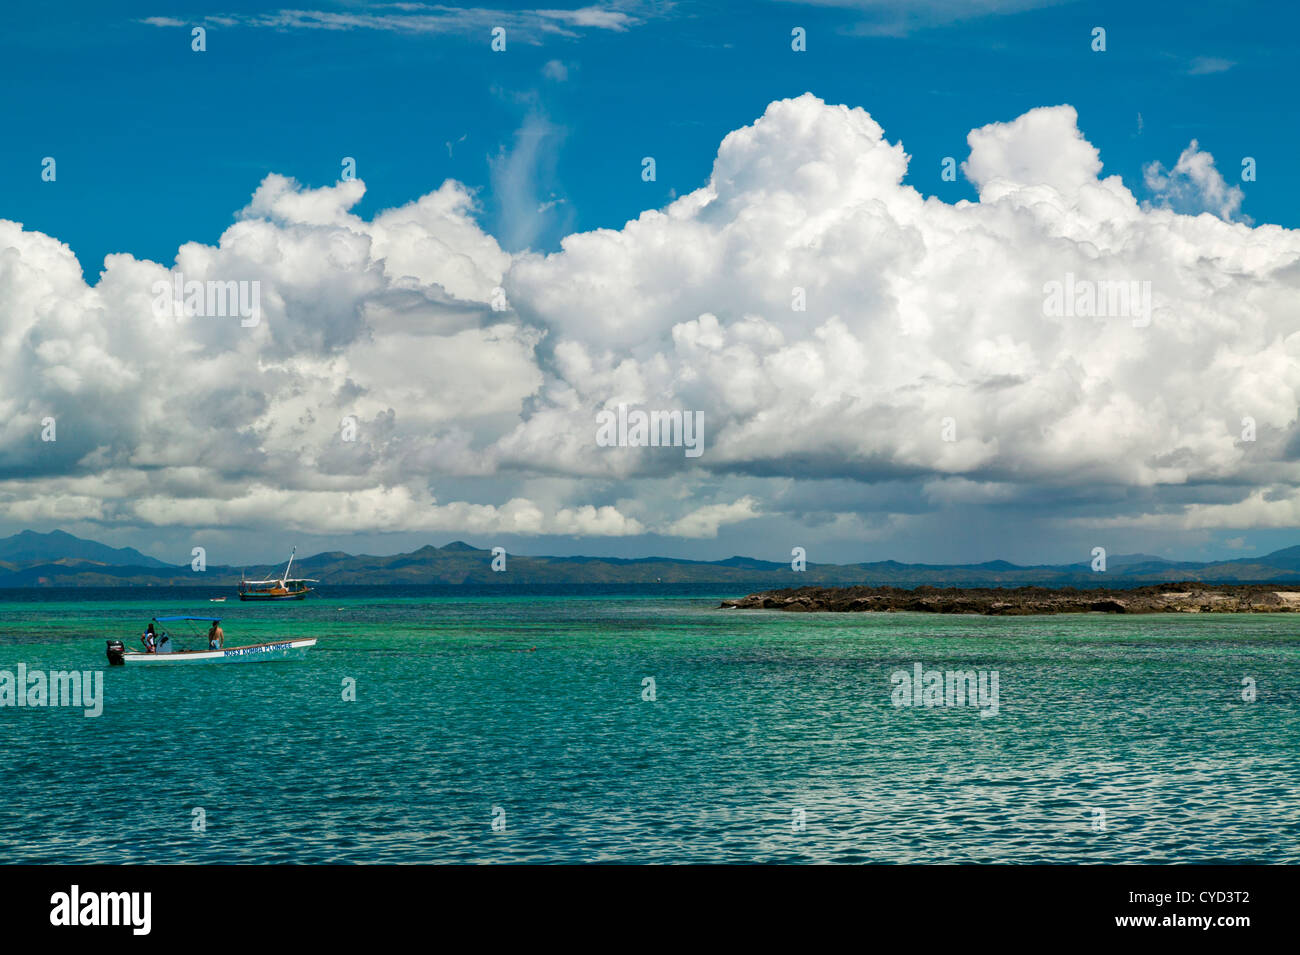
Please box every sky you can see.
[1,0,1298,567]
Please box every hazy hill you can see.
[0,530,171,568]
[1,530,1299,589]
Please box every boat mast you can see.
[282,547,295,586]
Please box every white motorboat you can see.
[107,616,317,665]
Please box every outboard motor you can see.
[106,640,125,666]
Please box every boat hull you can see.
[111,638,317,665]
[238,589,310,601]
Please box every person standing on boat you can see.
[208,620,224,650]
[142,623,157,653]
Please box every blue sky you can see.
[3,1,1295,273]
[1,1,1299,567]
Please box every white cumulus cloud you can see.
[2,93,1297,554]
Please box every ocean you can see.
[0,585,1296,863]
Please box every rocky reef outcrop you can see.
[720,582,1300,615]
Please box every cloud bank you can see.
[2,94,1297,549]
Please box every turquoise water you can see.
[1,588,1297,863]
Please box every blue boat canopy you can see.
[153,616,221,623]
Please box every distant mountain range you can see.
[1,529,1300,589]
[0,529,171,569]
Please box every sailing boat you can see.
[238,547,318,601]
